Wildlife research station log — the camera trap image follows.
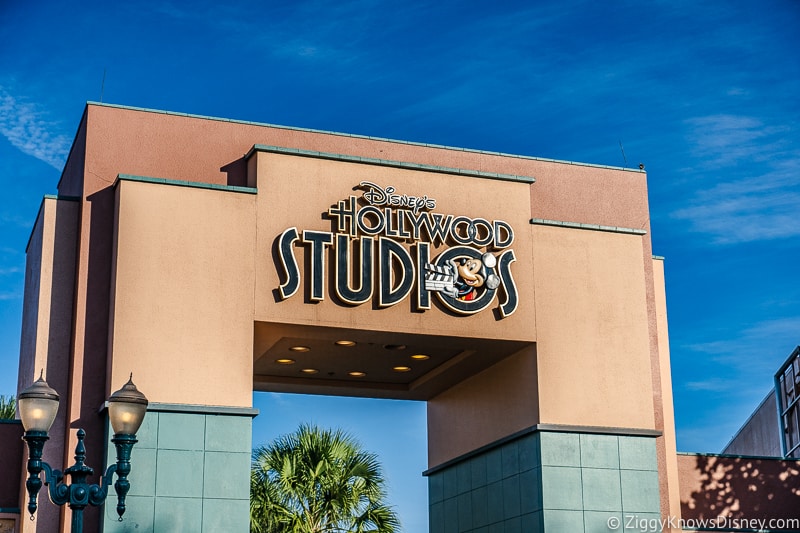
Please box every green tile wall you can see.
[429,431,660,533]
[101,410,252,533]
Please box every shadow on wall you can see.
[678,453,800,522]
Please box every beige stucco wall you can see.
[532,224,656,430]
[252,151,536,342]
[107,179,256,407]
[427,346,539,466]
[654,258,683,528]
[16,198,79,533]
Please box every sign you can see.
[276,181,518,318]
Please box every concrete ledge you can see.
[115,174,258,194]
[530,218,647,235]
[424,423,661,475]
[246,144,536,184]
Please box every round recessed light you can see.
[348,371,367,377]
[290,346,310,352]
[335,340,356,347]
[300,368,318,374]
[275,358,295,365]
[393,366,412,372]
[411,354,430,360]
[383,344,406,351]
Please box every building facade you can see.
[10,102,683,532]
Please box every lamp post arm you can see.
[42,462,71,507]
[109,434,137,520]
[88,464,117,507]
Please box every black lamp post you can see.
[18,372,148,533]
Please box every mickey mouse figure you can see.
[451,253,501,301]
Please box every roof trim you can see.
[85,101,646,174]
[530,218,647,235]
[246,144,535,184]
[115,174,257,194]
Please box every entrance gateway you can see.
[16,103,681,532]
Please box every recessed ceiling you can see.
[253,322,532,400]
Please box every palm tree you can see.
[0,395,16,419]
[250,424,400,533]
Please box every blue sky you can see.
[1,0,798,530]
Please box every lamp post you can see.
[18,372,148,533]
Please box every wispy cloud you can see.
[0,86,71,170]
[680,316,800,395]
[672,114,800,244]
[0,291,21,301]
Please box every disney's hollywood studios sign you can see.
[276,181,519,318]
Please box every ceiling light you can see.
[300,368,318,374]
[392,366,411,372]
[275,358,295,365]
[335,340,356,347]
[411,354,430,360]
[290,346,310,352]
[348,371,366,377]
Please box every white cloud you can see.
[672,114,800,244]
[0,86,71,170]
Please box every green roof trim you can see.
[530,218,647,235]
[677,450,800,462]
[43,194,81,201]
[86,101,645,174]
[246,144,535,183]
[115,174,257,194]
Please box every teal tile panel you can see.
[429,472,444,503]
[519,468,541,514]
[502,474,521,518]
[518,434,540,472]
[133,411,158,449]
[457,492,472,531]
[202,498,250,532]
[457,461,472,494]
[444,497,458,533]
[154,496,203,533]
[126,447,157,497]
[521,511,542,533]
[504,516,522,533]
[585,510,622,533]
[471,454,487,489]
[471,486,489,528]
[580,434,620,469]
[157,412,206,451]
[540,433,580,467]
[104,433,157,497]
[203,451,251,499]
[204,415,252,453]
[485,447,503,483]
[540,466,583,510]
[102,495,154,532]
[155,449,205,497]
[486,480,504,525]
[501,441,519,478]
[581,468,622,511]
[488,523,503,533]
[618,437,657,471]
[542,509,584,532]
[443,467,458,499]
[620,470,660,513]
[430,501,444,532]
